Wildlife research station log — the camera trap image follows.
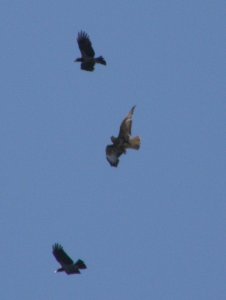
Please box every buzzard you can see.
[106,106,141,167]
[52,243,87,275]
[74,31,106,71]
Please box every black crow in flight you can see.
[74,31,106,71]
[106,106,141,167]
[52,243,87,275]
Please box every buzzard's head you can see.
[111,136,117,144]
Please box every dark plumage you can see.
[52,243,87,275]
[106,106,141,167]
[74,31,106,71]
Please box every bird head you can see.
[111,136,118,144]
[74,58,82,62]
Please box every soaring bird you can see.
[52,243,87,275]
[106,106,141,167]
[74,31,106,71]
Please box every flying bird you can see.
[74,31,106,71]
[52,243,87,275]
[106,106,141,167]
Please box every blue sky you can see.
[0,1,225,299]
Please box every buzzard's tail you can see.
[128,136,141,150]
[96,56,107,65]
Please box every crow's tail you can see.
[96,56,107,65]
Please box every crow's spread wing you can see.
[52,243,74,266]
[119,106,136,140]
[77,31,95,58]
[81,61,95,71]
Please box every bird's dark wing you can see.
[75,259,87,269]
[81,61,95,71]
[52,243,74,265]
[119,106,136,140]
[70,268,81,274]
[106,145,124,167]
[77,31,95,58]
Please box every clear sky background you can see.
[0,1,225,299]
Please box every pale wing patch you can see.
[106,153,118,166]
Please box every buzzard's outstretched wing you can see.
[119,106,136,140]
[106,145,124,167]
[52,243,74,266]
[77,31,95,58]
